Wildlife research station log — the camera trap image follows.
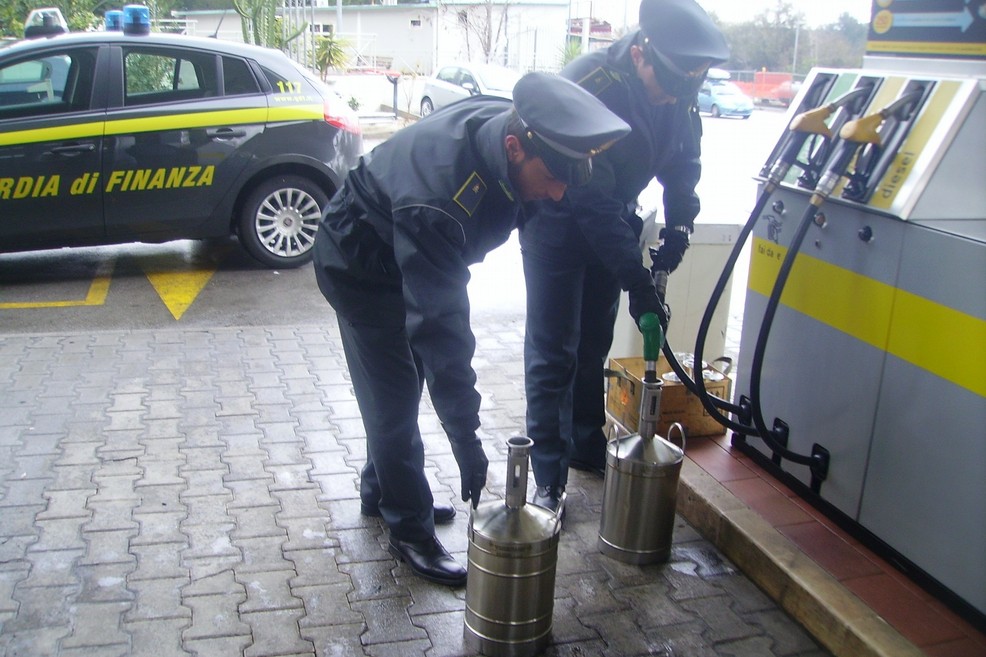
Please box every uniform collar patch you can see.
[453,171,487,217]
[578,67,618,97]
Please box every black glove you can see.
[650,227,690,274]
[628,283,663,326]
[450,437,488,509]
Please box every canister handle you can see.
[666,422,686,452]
[551,492,568,534]
[710,356,733,376]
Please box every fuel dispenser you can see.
[724,28,986,627]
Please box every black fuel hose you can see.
[745,200,827,469]
[661,127,820,434]
[654,86,879,450]
[672,188,773,430]
[682,88,878,439]
[653,86,882,486]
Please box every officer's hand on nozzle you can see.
[650,228,689,274]
[628,284,662,327]
[450,437,489,509]
[650,263,669,301]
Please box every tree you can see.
[314,34,349,79]
[718,2,865,74]
[559,37,582,69]
[452,0,510,64]
[232,0,305,49]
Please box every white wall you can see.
[432,4,568,72]
[174,3,569,75]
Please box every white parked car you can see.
[419,63,520,116]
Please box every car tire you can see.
[421,97,434,116]
[238,175,328,268]
[711,105,721,118]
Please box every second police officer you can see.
[521,0,731,514]
[312,72,631,586]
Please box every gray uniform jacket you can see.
[519,32,703,293]
[313,97,521,438]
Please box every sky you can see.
[586,0,874,30]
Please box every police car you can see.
[0,14,362,268]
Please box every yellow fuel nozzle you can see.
[839,89,925,145]
[789,107,833,138]
[840,112,884,145]
[788,85,874,137]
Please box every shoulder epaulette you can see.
[453,171,487,217]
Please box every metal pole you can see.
[792,24,800,75]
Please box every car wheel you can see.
[238,175,328,268]
[421,97,434,116]
[711,105,721,118]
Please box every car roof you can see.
[1,31,288,62]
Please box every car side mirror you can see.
[462,81,477,94]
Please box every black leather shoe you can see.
[388,536,467,587]
[532,486,566,521]
[569,458,605,478]
[360,501,457,525]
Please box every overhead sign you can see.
[866,0,986,59]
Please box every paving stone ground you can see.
[0,314,831,657]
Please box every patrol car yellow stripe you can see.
[749,237,985,397]
[0,104,323,147]
[869,81,960,210]
[0,122,103,146]
[104,108,269,135]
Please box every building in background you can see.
[173,0,573,75]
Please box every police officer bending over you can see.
[520,0,730,514]
[312,72,630,586]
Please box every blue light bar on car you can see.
[105,10,123,31]
[122,5,151,35]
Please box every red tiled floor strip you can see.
[686,434,986,655]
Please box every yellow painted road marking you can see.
[140,258,220,320]
[1,248,226,319]
[0,259,113,309]
[749,237,986,398]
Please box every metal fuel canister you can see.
[464,436,562,657]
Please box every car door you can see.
[102,44,264,240]
[0,45,104,250]
[458,68,480,96]
[433,66,467,109]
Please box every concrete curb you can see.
[677,458,926,657]
[358,112,415,139]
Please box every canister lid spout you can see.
[505,436,533,509]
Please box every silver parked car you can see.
[419,63,520,116]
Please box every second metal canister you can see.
[464,436,562,657]
[598,424,685,565]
